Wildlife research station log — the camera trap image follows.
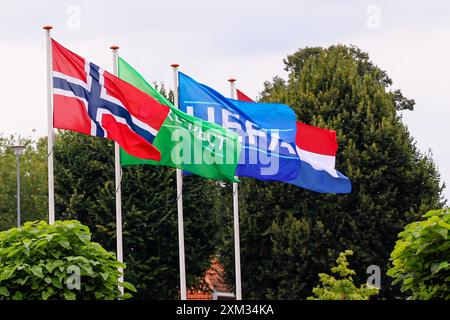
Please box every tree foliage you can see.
[53,130,219,299]
[0,134,47,230]
[308,250,379,300]
[0,85,219,299]
[218,45,444,299]
[387,209,450,299]
[0,220,135,300]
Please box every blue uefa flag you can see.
[178,72,300,181]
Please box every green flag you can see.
[118,57,241,182]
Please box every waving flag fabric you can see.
[235,88,351,194]
[236,89,254,102]
[52,39,169,160]
[117,58,241,182]
[290,122,351,193]
[178,72,300,182]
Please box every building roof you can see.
[187,259,232,300]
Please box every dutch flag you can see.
[289,122,351,194]
[236,89,351,194]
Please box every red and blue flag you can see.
[52,39,169,160]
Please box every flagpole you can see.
[44,25,55,225]
[171,63,187,300]
[228,78,242,300]
[111,45,124,296]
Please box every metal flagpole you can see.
[171,63,187,300]
[12,145,25,227]
[44,25,55,225]
[228,78,242,300]
[110,45,124,296]
[16,150,21,227]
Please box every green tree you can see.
[0,134,47,230]
[308,250,379,300]
[53,130,219,299]
[0,220,135,300]
[218,45,444,299]
[388,209,450,299]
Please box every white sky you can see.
[1,0,449,201]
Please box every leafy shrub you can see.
[0,220,136,300]
[308,250,379,300]
[387,209,450,299]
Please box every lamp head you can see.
[11,145,25,156]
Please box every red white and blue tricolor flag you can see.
[236,89,351,194]
[52,39,169,160]
[290,122,351,193]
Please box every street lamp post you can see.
[11,145,25,227]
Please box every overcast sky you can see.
[1,0,449,201]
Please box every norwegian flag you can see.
[52,39,169,160]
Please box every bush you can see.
[308,250,379,300]
[0,220,136,300]
[387,209,450,299]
